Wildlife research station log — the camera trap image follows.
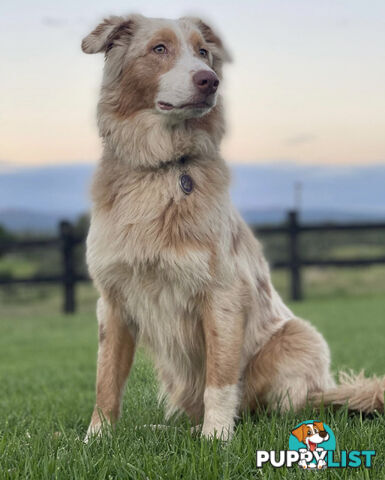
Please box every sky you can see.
[1,0,385,168]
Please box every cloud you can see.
[284,134,317,146]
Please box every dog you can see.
[292,421,329,469]
[291,421,329,452]
[82,14,385,442]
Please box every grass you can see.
[271,265,385,300]
[0,290,385,479]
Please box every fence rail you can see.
[1,211,385,313]
[0,221,86,313]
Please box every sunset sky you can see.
[2,0,385,168]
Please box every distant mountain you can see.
[1,162,385,232]
[0,209,78,233]
[230,163,385,214]
[0,164,92,217]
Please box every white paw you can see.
[202,385,238,441]
[298,459,307,468]
[201,421,234,441]
[317,459,327,469]
[84,421,108,443]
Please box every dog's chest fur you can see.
[88,154,231,338]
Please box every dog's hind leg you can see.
[85,297,137,442]
[242,318,335,413]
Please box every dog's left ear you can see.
[81,16,136,54]
[314,421,325,432]
[184,17,232,63]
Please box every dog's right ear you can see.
[291,424,308,443]
[81,16,135,54]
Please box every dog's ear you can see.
[291,424,308,443]
[314,421,324,432]
[185,17,232,63]
[197,19,232,62]
[81,16,136,54]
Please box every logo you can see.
[256,419,376,470]
[289,420,335,469]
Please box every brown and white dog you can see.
[82,14,385,442]
[292,421,329,469]
[291,421,329,452]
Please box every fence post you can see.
[288,210,302,301]
[59,221,76,314]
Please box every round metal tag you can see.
[179,173,194,195]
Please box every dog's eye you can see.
[314,428,318,433]
[153,44,167,54]
[307,430,311,435]
[199,48,208,57]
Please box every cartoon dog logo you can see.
[291,421,330,451]
[291,421,330,469]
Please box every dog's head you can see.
[82,14,230,122]
[291,422,330,452]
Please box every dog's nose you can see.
[192,70,219,95]
[319,430,328,438]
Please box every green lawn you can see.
[0,293,384,479]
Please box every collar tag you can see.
[179,173,194,195]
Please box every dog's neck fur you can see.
[97,100,226,170]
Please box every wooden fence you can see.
[0,221,88,313]
[253,211,385,301]
[1,211,385,313]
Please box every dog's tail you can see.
[310,370,385,414]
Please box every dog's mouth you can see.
[308,441,317,452]
[157,101,212,111]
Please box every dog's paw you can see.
[298,453,308,469]
[317,459,327,469]
[201,421,234,441]
[84,421,110,443]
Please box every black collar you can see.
[157,154,191,170]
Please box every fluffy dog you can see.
[82,14,385,441]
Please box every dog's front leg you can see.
[201,297,244,441]
[85,297,136,442]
